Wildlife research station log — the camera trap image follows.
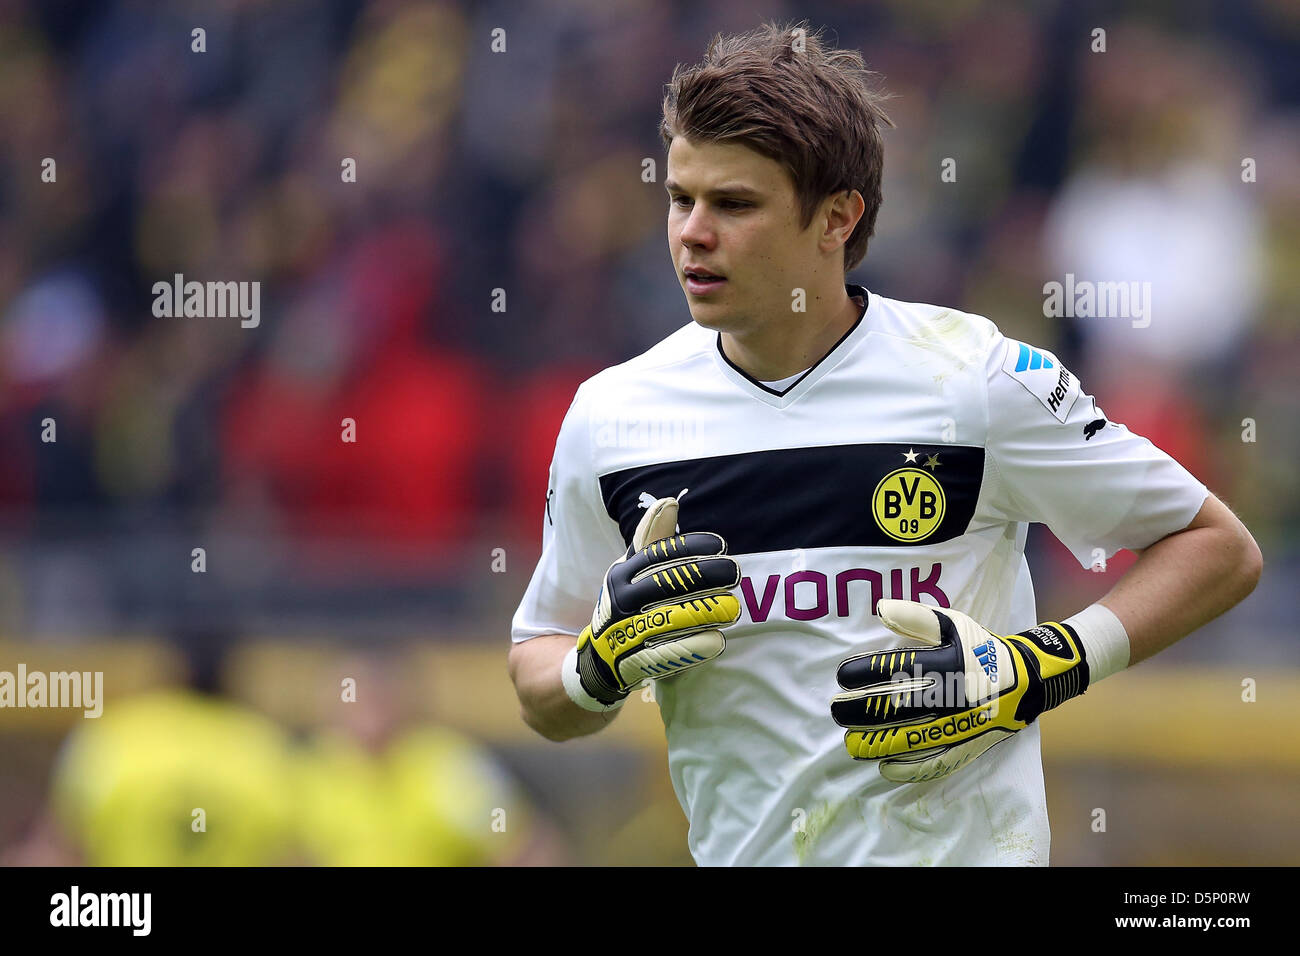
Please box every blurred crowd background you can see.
[0,0,1297,866]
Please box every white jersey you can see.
[511,285,1208,866]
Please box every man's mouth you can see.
[684,268,727,294]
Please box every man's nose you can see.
[678,207,716,247]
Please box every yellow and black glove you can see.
[575,498,742,706]
[831,599,1089,783]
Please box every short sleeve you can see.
[510,382,626,642]
[982,334,1209,569]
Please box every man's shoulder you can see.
[868,293,1004,365]
[575,321,714,401]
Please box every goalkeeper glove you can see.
[831,599,1089,783]
[574,497,742,706]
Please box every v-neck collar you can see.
[712,283,873,408]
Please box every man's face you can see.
[666,136,826,333]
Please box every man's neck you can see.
[719,285,863,381]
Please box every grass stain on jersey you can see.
[993,825,1041,864]
[904,309,994,389]
[793,800,837,866]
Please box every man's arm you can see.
[509,497,741,743]
[1102,492,1262,665]
[508,635,619,742]
[832,336,1264,783]
[832,493,1262,781]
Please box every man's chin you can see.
[685,300,731,331]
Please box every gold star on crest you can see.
[923,454,941,471]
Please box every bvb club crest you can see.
[872,466,946,542]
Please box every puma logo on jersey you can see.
[1084,418,1106,440]
[638,489,688,533]
[637,487,689,509]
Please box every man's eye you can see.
[669,196,749,210]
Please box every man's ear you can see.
[821,189,865,251]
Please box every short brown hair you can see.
[660,20,893,273]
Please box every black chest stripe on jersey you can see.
[599,443,984,553]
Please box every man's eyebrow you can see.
[664,180,762,197]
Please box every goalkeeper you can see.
[507,21,1262,865]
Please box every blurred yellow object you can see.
[51,688,294,866]
[292,725,531,866]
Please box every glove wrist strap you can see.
[562,645,627,713]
